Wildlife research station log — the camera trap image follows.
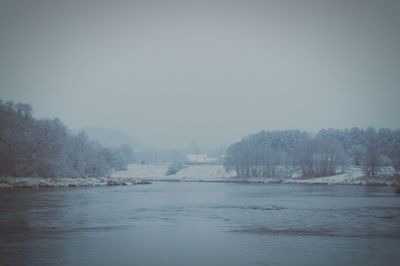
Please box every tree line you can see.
[0,100,135,178]
[223,128,400,178]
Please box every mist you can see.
[1,0,400,149]
[2,2,400,266]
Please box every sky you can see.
[1,0,399,149]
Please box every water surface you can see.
[1,182,399,266]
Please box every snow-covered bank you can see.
[0,176,150,189]
[112,164,399,186]
[249,168,398,186]
[4,165,395,189]
[112,164,236,181]
[112,164,170,179]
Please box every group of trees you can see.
[224,130,307,177]
[224,128,400,178]
[316,127,400,176]
[3,99,399,180]
[294,138,347,177]
[0,100,135,178]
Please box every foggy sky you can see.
[1,0,399,149]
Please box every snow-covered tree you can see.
[0,100,130,178]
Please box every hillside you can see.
[81,127,142,148]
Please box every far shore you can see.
[2,164,398,190]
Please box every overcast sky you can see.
[1,0,399,149]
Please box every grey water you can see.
[0,182,399,266]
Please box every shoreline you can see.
[145,177,398,186]
[1,175,397,189]
[0,176,151,190]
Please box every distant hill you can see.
[81,127,142,149]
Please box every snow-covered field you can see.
[1,165,397,189]
[112,164,236,181]
[112,164,170,179]
[112,164,398,186]
[280,167,396,185]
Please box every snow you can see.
[111,164,397,186]
[282,168,380,185]
[172,165,236,181]
[235,167,397,186]
[112,164,170,179]
[111,164,236,181]
[0,176,149,189]
[1,165,397,189]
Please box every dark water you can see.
[0,182,399,266]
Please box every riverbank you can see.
[112,164,398,186]
[0,176,150,189]
[1,164,397,189]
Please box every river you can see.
[0,182,399,266]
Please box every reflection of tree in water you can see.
[0,189,66,265]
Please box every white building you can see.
[186,153,218,164]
